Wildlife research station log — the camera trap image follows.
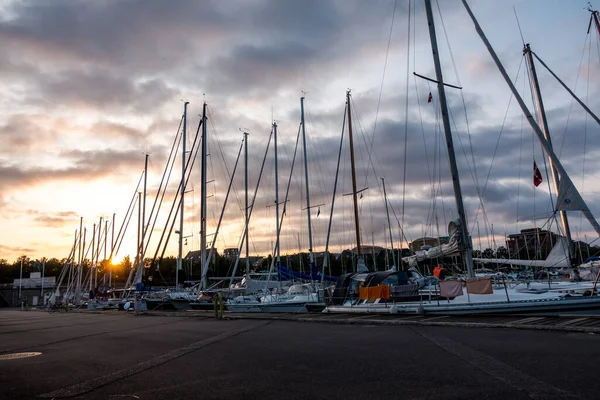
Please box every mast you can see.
[346,90,363,269]
[273,120,282,278]
[523,44,574,263]
[77,216,82,297]
[244,130,250,274]
[96,216,102,288]
[200,102,208,289]
[382,178,396,270]
[78,227,86,304]
[424,0,474,278]
[177,102,189,289]
[104,219,107,282]
[322,106,347,281]
[141,154,148,270]
[462,0,600,239]
[300,97,316,276]
[589,6,600,38]
[91,222,96,292]
[110,213,115,287]
[136,191,141,278]
[206,138,244,267]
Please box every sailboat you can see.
[325,0,600,315]
[226,97,336,313]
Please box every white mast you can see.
[177,102,189,289]
[244,130,250,274]
[273,120,282,284]
[424,0,475,278]
[300,97,316,278]
[523,44,574,263]
[90,222,95,292]
[382,178,396,270]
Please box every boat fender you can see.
[389,304,397,314]
[416,304,425,315]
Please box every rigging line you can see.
[152,117,203,268]
[351,98,385,215]
[512,5,526,47]
[516,68,526,235]
[142,116,183,254]
[581,34,592,235]
[557,33,587,179]
[367,0,398,188]
[208,110,244,224]
[401,0,412,251]
[469,57,523,236]
[437,0,482,232]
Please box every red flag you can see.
[427,92,433,103]
[533,161,542,187]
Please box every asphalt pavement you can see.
[0,309,598,399]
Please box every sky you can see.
[1,0,599,265]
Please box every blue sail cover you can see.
[277,262,338,282]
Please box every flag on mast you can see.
[533,161,542,187]
[427,92,433,103]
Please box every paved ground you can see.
[0,309,598,399]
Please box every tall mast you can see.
[424,0,474,278]
[322,106,347,281]
[200,102,208,289]
[273,121,281,271]
[177,102,189,288]
[78,227,86,303]
[104,219,107,278]
[462,0,600,239]
[110,213,115,287]
[206,138,244,267]
[589,6,600,38]
[523,44,574,263]
[300,97,316,274]
[96,216,102,288]
[91,222,96,292]
[382,178,396,270]
[141,154,148,264]
[244,130,250,274]
[346,90,363,268]
[136,191,141,277]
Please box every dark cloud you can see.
[0,244,35,255]
[26,210,79,228]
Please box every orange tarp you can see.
[466,277,493,294]
[359,285,391,300]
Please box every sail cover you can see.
[402,220,462,267]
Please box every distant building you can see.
[223,248,239,260]
[506,228,560,258]
[184,250,202,263]
[0,272,56,308]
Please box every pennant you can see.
[533,161,542,187]
[427,92,433,103]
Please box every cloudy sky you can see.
[1,0,599,265]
